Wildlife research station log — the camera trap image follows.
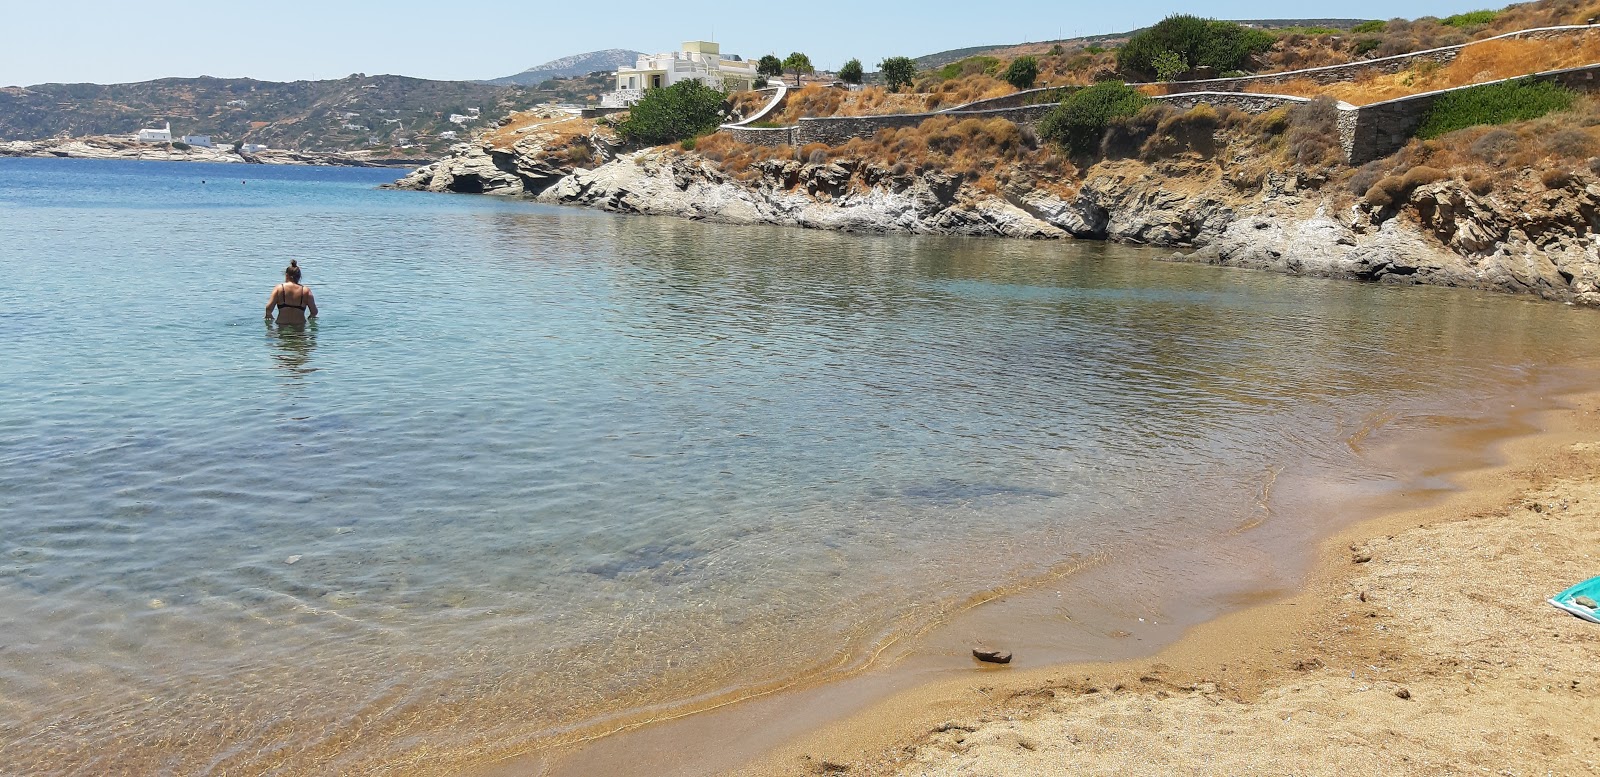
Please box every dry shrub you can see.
[1100,104,1171,159]
[1364,174,1410,207]
[797,142,830,164]
[1348,161,1386,195]
[1286,96,1341,167]
[1469,128,1519,163]
[825,115,1070,192]
[1142,104,1223,159]
[1542,168,1577,188]
[1251,106,1292,135]
[1466,171,1495,195]
[691,131,795,180]
[1403,165,1448,188]
[1590,156,1600,175]
[1544,127,1599,158]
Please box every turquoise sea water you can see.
[3,158,1599,774]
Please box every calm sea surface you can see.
[3,158,1598,774]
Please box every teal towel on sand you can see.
[1549,576,1600,624]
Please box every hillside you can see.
[912,18,1375,70]
[0,73,606,158]
[485,50,643,86]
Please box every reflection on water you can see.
[2,159,1600,776]
[268,319,318,381]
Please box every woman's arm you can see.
[305,288,318,318]
[265,284,281,319]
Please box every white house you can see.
[180,135,214,147]
[602,41,758,107]
[448,114,472,125]
[239,143,269,153]
[136,122,172,143]
[438,130,458,140]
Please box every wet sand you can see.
[731,389,1600,775]
[501,384,1600,776]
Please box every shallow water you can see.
[2,158,1598,775]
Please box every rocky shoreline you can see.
[2,137,427,168]
[394,139,1600,307]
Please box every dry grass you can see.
[1243,31,1600,104]
[774,85,932,123]
[730,90,771,121]
[923,75,1015,110]
[694,116,1074,195]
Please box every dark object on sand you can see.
[973,648,1013,664]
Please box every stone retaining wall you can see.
[1166,24,1599,95]
[727,125,800,146]
[1346,63,1600,163]
[714,58,1600,165]
[794,103,1058,145]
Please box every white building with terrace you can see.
[602,41,758,108]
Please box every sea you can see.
[2,157,1597,775]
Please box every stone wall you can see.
[794,104,1058,145]
[1161,24,1597,95]
[1150,92,1313,113]
[1346,63,1600,163]
[950,86,1078,112]
[727,126,799,147]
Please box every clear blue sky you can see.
[2,0,1487,86]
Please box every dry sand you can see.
[737,393,1600,776]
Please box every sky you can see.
[2,0,1488,86]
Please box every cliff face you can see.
[397,142,1600,306]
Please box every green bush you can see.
[1417,79,1576,139]
[1003,56,1039,90]
[938,56,1001,81]
[840,58,863,85]
[1353,38,1382,56]
[1117,15,1275,78]
[617,80,728,145]
[879,56,918,93]
[1038,81,1150,156]
[1153,50,1187,81]
[1352,20,1386,34]
[1442,10,1498,27]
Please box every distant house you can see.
[239,143,269,153]
[180,135,214,147]
[136,122,172,143]
[342,123,364,131]
[438,130,458,140]
[448,114,472,125]
[602,42,758,108]
[466,107,480,116]
[226,99,248,107]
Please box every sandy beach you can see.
[722,389,1600,776]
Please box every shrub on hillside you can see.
[1140,104,1224,159]
[1442,10,1499,28]
[1417,79,1576,139]
[1541,168,1576,189]
[1286,96,1342,167]
[1117,15,1275,78]
[840,58,864,85]
[880,57,918,93]
[617,80,728,145]
[1038,81,1149,156]
[1003,57,1039,90]
[1099,104,1171,158]
[939,56,1001,81]
[1352,20,1387,33]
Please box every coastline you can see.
[502,367,1600,776]
[737,376,1600,775]
[0,138,429,168]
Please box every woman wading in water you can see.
[266,260,318,324]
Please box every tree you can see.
[1002,56,1038,90]
[879,56,917,93]
[1037,81,1149,156]
[1116,14,1273,78]
[757,54,784,78]
[616,80,728,145]
[839,58,864,85]
[1152,50,1187,81]
[783,52,814,85]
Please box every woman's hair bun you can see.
[289,260,299,268]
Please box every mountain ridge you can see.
[485,49,643,86]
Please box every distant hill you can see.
[486,49,643,86]
[911,18,1375,70]
[0,73,605,157]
